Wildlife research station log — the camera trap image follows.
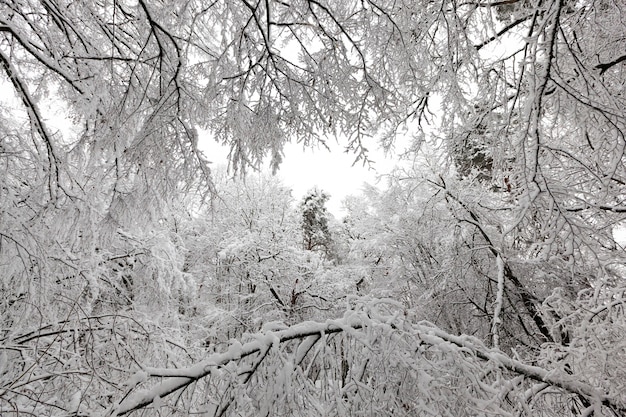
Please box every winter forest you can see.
[1,0,626,416]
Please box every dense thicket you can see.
[1,0,625,416]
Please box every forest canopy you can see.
[1,0,626,416]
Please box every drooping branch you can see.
[107,312,625,416]
[0,20,83,93]
[109,318,363,415]
[0,49,62,199]
[422,326,626,414]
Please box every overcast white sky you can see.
[200,137,403,217]
[0,77,408,218]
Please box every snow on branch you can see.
[106,301,625,416]
[423,327,626,414]
[109,317,363,415]
[0,49,62,200]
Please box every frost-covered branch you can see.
[0,49,61,199]
[491,254,505,348]
[424,327,626,414]
[109,318,362,415]
[108,308,626,416]
[432,178,554,343]
[0,20,83,92]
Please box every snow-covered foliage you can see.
[180,173,350,345]
[300,188,334,259]
[106,300,625,416]
[2,0,626,416]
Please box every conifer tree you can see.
[300,188,333,259]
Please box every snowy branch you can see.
[109,318,362,415]
[108,312,626,416]
[0,49,61,199]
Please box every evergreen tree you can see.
[300,188,333,258]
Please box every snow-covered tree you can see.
[181,174,350,345]
[102,300,626,417]
[2,0,626,415]
[300,188,334,259]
